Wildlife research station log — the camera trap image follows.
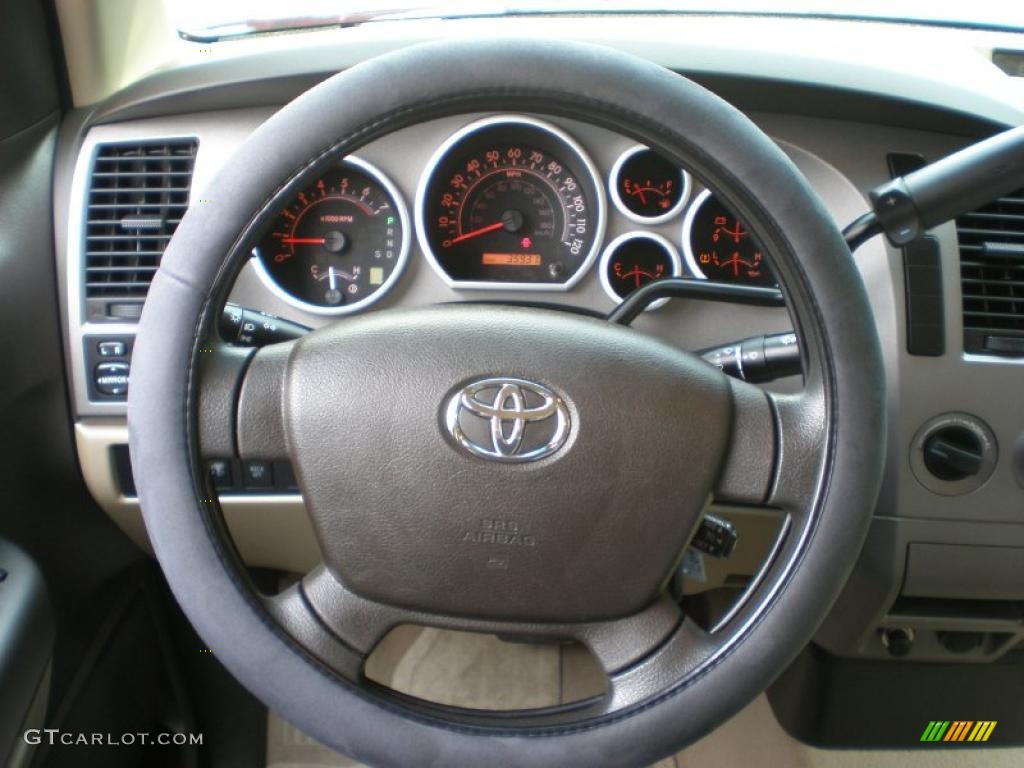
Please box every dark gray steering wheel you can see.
[128,39,885,768]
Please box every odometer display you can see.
[482,252,542,266]
[417,116,604,288]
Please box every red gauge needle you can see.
[281,237,326,245]
[447,221,504,246]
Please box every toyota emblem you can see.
[444,378,570,462]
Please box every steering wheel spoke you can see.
[237,340,294,461]
[264,577,368,679]
[715,379,827,515]
[765,389,828,512]
[292,565,688,676]
[572,596,685,676]
[198,338,295,462]
[298,565,404,656]
[714,377,777,505]
[605,618,715,711]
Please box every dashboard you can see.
[54,15,1024,670]
[251,113,773,314]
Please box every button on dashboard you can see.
[207,460,233,490]
[97,340,127,357]
[243,460,274,489]
[94,362,130,396]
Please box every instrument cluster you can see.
[249,114,776,315]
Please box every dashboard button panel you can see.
[84,335,134,401]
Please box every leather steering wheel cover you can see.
[128,39,884,768]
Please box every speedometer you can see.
[416,116,605,289]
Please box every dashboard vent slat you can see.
[83,139,197,300]
[956,186,1024,356]
[90,186,192,195]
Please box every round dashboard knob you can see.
[922,426,984,481]
[910,413,997,495]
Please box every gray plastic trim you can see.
[963,352,1024,366]
[681,188,714,281]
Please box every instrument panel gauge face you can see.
[252,157,410,315]
[416,116,605,289]
[599,232,681,309]
[610,146,690,223]
[683,189,777,287]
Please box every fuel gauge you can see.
[610,146,690,223]
[599,232,682,310]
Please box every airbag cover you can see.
[284,305,731,622]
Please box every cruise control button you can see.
[207,460,233,490]
[94,362,130,396]
[243,460,273,489]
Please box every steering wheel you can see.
[128,40,884,767]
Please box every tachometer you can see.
[682,189,776,287]
[416,116,605,289]
[252,157,410,315]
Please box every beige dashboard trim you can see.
[74,419,320,573]
[74,420,777,589]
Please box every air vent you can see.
[956,188,1024,357]
[83,139,197,306]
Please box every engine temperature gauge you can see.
[599,232,682,310]
[610,146,690,223]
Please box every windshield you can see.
[169,0,1024,40]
